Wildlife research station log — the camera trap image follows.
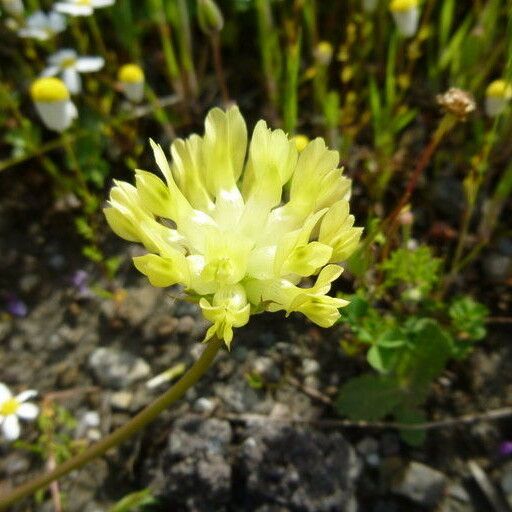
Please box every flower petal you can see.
[17,403,39,420]
[75,56,105,73]
[2,415,20,441]
[0,383,12,402]
[15,390,37,403]
[62,68,82,95]
[92,0,116,7]
[54,3,93,16]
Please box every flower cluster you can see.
[105,106,362,347]
[2,0,145,131]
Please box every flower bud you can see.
[389,0,420,37]
[30,77,77,132]
[436,87,475,121]
[314,41,333,66]
[118,63,145,103]
[197,0,224,35]
[485,79,512,117]
[292,135,310,152]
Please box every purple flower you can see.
[5,295,28,318]
[71,269,89,288]
[499,441,512,457]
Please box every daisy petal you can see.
[54,3,94,16]
[92,0,116,7]
[75,56,105,73]
[16,390,37,403]
[3,415,20,441]
[63,68,82,95]
[17,403,39,420]
[0,383,12,402]
[41,66,60,77]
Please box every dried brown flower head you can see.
[436,87,476,121]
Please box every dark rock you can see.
[159,415,232,511]
[236,423,361,511]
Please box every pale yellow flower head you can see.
[104,106,362,347]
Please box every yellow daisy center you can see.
[61,57,77,69]
[118,64,144,84]
[390,0,419,12]
[0,398,19,416]
[486,79,512,98]
[30,77,70,102]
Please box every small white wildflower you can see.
[42,49,104,95]
[17,10,66,41]
[1,0,24,17]
[389,0,420,38]
[485,79,512,117]
[30,77,78,132]
[0,383,39,441]
[54,0,115,17]
[118,63,145,103]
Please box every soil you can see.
[1,159,512,512]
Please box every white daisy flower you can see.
[54,0,115,17]
[118,63,145,103]
[30,77,78,132]
[485,79,512,117]
[0,383,39,441]
[42,48,105,95]
[389,0,420,38]
[17,10,66,41]
[1,0,24,17]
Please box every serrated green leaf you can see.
[336,374,404,421]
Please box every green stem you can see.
[87,15,109,59]
[211,33,229,105]
[0,337,223,511]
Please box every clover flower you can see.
[42,49,104,95]
[118,64,145,103]
[0,383,39,441]
[54,0,115,17]
[105,107,362,347]
[389,0,420,37]
[485,79,512,117]
[30,77,77,132]
[17,10,66,40]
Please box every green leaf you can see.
[336,374,404,421]
[449,296,488,346]
[404,320,453,396]
[108,488,156,512]
[395,406,427,446]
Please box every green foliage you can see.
[449,296,489,358]
[379,246,442,298]
[108,489,157,512]
[337,246,488,445]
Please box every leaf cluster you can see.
[336,246,488,445]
